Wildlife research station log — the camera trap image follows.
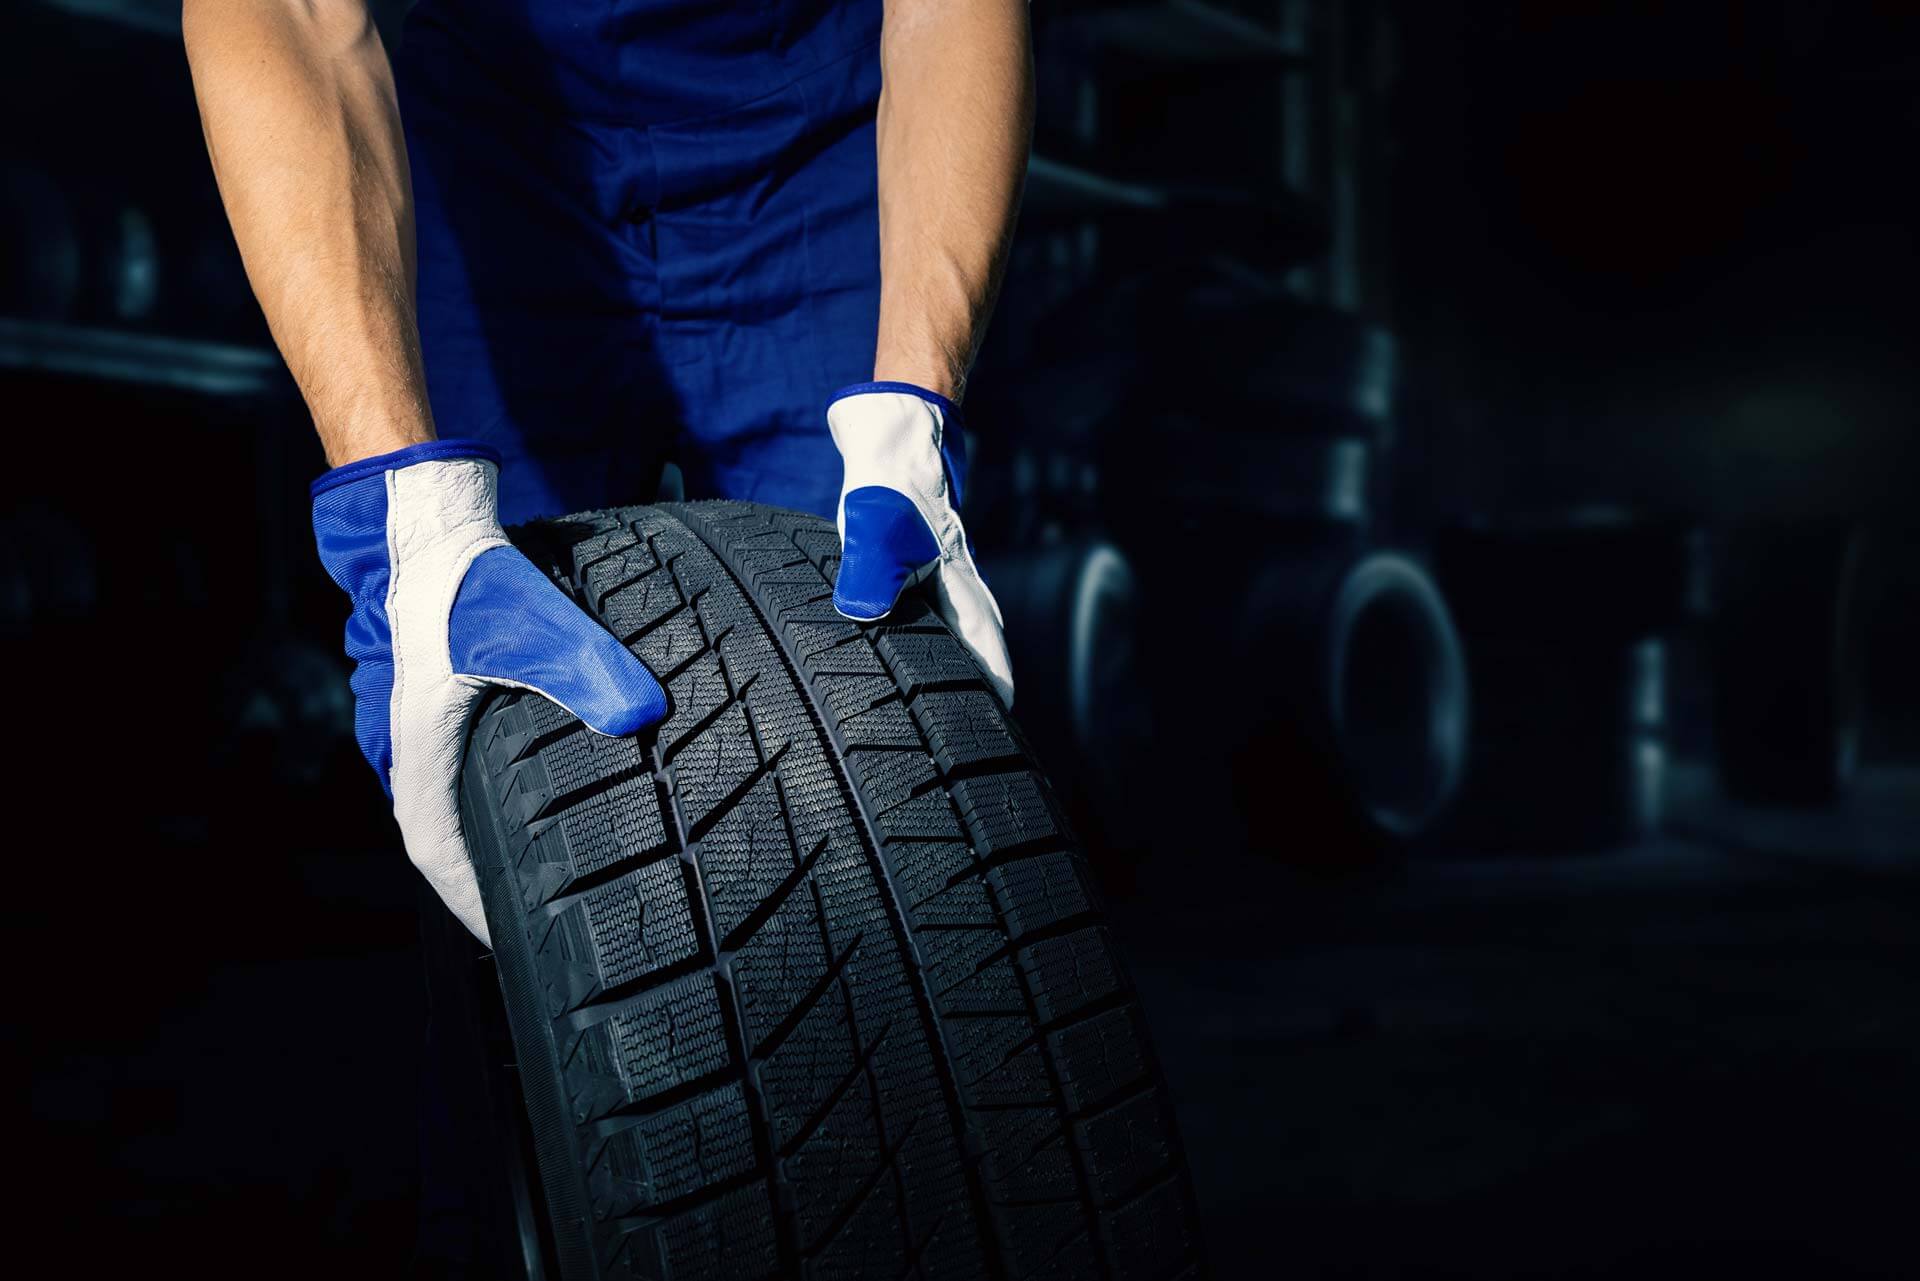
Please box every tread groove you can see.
[534,845,684,918]
[717,835,829,955]
[660,674,761,768]
[521,761,653,825]
[674,505,1013,1279]
[663,581,805,1281]
[458,502,1199,1281]
[583,1067,742,1133]
[748,931,863,1060]
[603,1167,768,1236]
[801,1113,924,1258]
[776,1020,893,1159]
[682,740,789,844]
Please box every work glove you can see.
[311,441,668,944]
[828,381,1014,706]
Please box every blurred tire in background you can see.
[1231,545,1469,865]
[980,259,1480,873]
[1713,520,1872,806]
[1435,511,1699,852]
[0,502,99,630]
[1,163,83,321]
[989,535,1154,868]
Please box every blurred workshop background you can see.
[8,1,1918,1277]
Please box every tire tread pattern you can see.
[459,504,1201,1280]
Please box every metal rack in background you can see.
[975,0,1470,873]
[1,3,353,790]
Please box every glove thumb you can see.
[832,486,941,622]
[449,546,669,735]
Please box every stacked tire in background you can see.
[1713,521,1873,806]
[1228,548,1467,861]
[456,502,1203,1280]
[975,264,1470,874]
[0,8,267,340]
[1433,513,1699,851]
[983,535,1152,865]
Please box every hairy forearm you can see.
[875,0,1033,402]
[184,0,433,465]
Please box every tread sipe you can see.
[457,502,1202,1281]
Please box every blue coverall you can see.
[394,1,889,1258]
[394,0,888,525]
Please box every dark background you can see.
[7,1,1917,1277]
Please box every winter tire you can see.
[456,502,1202,1280]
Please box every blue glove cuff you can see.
[827,380,965,433]
[310,438,503,499]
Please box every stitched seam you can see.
[386,460,506,807]
[828,380,963,428]
[383,469,405,796]
[440,533,513,676]
[829,387,968,509]
[310,439,503,498]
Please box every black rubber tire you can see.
[456,501,1202,1281]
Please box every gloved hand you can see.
[311,440,668,944]
[827,381,1014,706]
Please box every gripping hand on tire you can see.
[311,441,668,944]
[827,382,1015,706]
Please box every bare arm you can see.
[183,0,433,466]
[874,0,1034,402]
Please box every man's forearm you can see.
[184,0,434,466]
[874,0,1034,402]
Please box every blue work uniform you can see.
[393,0,886,525]
[393,4,884,1263]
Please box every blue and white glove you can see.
[828,382,1014,706]
[311,441,668,944]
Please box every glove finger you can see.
[450,546,669,735]
[833,486,940,621]
[390,670,495,947]
[414,825,492,946]
[928,558,1016,708]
